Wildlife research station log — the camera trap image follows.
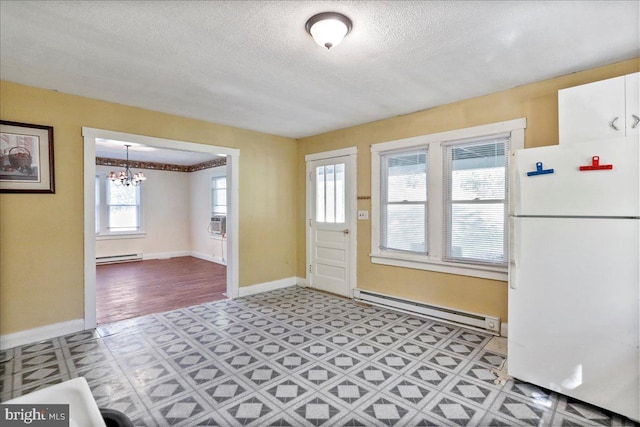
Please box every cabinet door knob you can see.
[609,117,620,131]
[632,114,640,129]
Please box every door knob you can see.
[343,229,350,235]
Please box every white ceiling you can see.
[1,0,639,143]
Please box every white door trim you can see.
[82,127,240,330]
[305,147,357,297]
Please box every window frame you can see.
[95,173,145,239]
[211,175,227,217]
[370,118,526,281]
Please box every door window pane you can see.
[315,162,346,224]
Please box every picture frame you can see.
[0,120,55,193]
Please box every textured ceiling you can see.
[1,1,639,140]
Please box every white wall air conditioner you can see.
[209,215,227,235]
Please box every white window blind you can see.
[106,179,141,232]
[380,149,428,253]
[211,176,227,216]
[443,134,509,266]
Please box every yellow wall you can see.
[296,58,640,322]
[0,81,298,335]
[2,58,638,336]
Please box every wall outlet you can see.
[358,210,369,220]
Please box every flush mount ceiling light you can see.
[305,12,352,50]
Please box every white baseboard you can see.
[190,251,227,266]
[295,277,308,287]
[237,277,297,297]
[143,251,190,260]
[500,322,508,337]
[0,319,85,350]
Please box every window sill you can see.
[96,232,146,241]
[370,252,507,281]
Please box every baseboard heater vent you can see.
[96,253,142,265]
[353,288,500,334]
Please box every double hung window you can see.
[95,175,143,236]
[380,149,428,253]
[443,136,509,266]
[371,119,525,280]
[211,176,227,216]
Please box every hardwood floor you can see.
[96,256,226,325]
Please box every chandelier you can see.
[108,144,146,186]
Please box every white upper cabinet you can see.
[558,72,639,144]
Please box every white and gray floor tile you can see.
[0,286,635,426]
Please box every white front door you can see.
[307,152,355,297]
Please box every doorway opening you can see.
[83,127,239,329]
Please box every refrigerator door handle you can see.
[509,217,518,290]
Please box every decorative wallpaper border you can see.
[96,156,226,172]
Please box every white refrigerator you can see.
[508,139,639,421]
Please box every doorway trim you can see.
[83,127,240,329]
[305,147,357,297]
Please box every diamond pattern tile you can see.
[428,396,478,426]
[243,365,282,386]
[274,353,311,372]
[326,379,370,405]
[203,378,247,405]
[362,396,411,426]
[446,377,497,408]
[376,353,414,372]
[557,396,618,425]
[140,377,188,405]
[265,379,309,404]
[294,396,341,427]
[4,286,624,426]
[186,363,226,387]
[225,395,274,425]
[224,352,259,370]
[387,378,434,406]
[427,351,467,373]
[354,366,394,387]
[409,363,453,387]
[492,394,553,425]
[299,364,338,386]
[155,394,208,426]
[347,342,383,359]
[326,353,361,372]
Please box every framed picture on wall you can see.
[0,120,55,193]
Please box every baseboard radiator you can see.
[96,253,143,265]
[353,288,501,334]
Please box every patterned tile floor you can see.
[1,286,636,426]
